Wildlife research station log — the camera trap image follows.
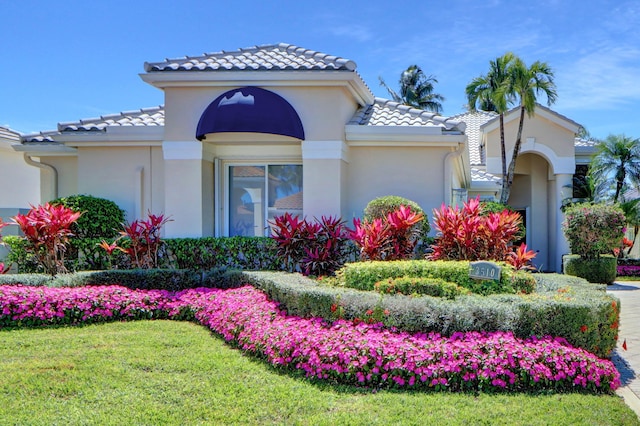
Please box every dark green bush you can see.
[51,194,125,239]
[374,276,469,299]
[341,260,536,295]
[4,236,283,273]
[164,237,282,271]
[564,254,618,284]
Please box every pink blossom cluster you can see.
[0,285,207,326]
[617,265,640,277]
[189,286,620,393]
[0,284,620,393]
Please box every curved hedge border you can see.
[234,271,619,359]
[0,284,620,394]
[0,268,620,358]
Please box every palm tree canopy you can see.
[379,65,445,113]
[507,58,557,118]
[465,52,516,113]
[590,134,640,203]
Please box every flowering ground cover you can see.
[0,284,620,394]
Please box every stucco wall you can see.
[485,111,576,175]
[38,156,78,201]
[346,146,447,229]
[0,145,40,208]
[76,147,164,222]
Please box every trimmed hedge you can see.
[0,267,619,358]
[374,276,469,299]
[564,255,617,284]
[226,271,619,358]
[3,236,284,273]
[341,260,536,295]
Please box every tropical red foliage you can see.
[506,243,537,271]
[349,205,424,261]
[430,197,533,265]
[99,212,172,269]
[269,213,350,276]
[12,203,82,275]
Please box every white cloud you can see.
[555,45,640,111]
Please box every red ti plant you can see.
[348,205,424,261]
[12,203,82,275]
[506,243,537,271]
[430,197,528,263]
[100,212,172,269]
[269,213,350,276]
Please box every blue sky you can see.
[2,0,639,139]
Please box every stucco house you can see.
[13,43,595,272]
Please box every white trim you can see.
[346,127,465,146]
[163,141,203,160]
[301,140,348,161]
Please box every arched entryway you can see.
[507,153,553,271]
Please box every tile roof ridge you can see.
[56,106,164,131]
[144,43,357,72]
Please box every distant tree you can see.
[590,134,640,203]
[466,52,517,192]
[379,65,445,113]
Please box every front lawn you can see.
[0,320,637,425]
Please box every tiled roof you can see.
[349,98,465,133]
[451,110,496,165]
[21,106,164,143]
[0,126,20,142]
[471,167,502,184]
[575,138,597,148]
[57,106,164,131]
[145,43,357,72]
[273,191,303,210]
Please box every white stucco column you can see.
[554,173,573,272]
[301,140,348,219]
[162,141,214,238]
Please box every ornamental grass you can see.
[0,284,620,394]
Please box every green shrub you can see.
[374,276,470,299]
[164,237,282,271]
[51,194,125,239]
[364,195,430,238]
[341,260,536,295]
[216,270,617,358]
[563,203,625,260]
[564,254,618,284]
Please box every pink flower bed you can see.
[0,284,620,394]
[617,264,640,277]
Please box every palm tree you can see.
[590,134,640,203]
[379,65,445,113]
[465,53,516,192]
[501,57,557,204]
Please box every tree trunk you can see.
[501,105,526,204]
[499,113,507,203]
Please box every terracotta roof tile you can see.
[145,43,357,72]
[273,191,303,210]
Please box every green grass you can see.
[0,320,638,426]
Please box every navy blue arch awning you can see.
[196,86,305,141]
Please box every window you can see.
[228,164,302,236]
